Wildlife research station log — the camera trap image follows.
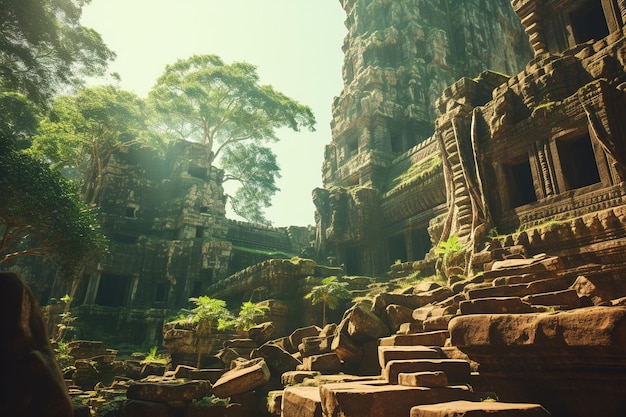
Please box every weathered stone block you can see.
[384,304,416,332]
[331,332,363,364]
[250,343,301,375]
[459,297,533,315]
[410,400,551,417]
[282,386,322,417]
[289,326,321,353]
[347,304,390,342]
[378,346,441,369]
[423,314,455,331]
[188,368,226,384]
[398,371,448,388]
[126,379,212,402]
[383,359,471,385]
[398,322,425,334]
[379,330,449,347]
[301,353,342,373]
[522,288,581,308]
[281,371,321,386]
[319,381,474,417]
[211,360,271,398]
[248,322,275,346]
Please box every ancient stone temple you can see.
[17,140,313,347]
[314,0,533,275]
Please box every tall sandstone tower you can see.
[315,0,533,274]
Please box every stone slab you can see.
[319,381,474,417]
[398,371,448,388]
[410,400,551,416]
[383,359,471,385]
[459,297,533,315]
[378,346,441,369]
[211,360,270,398]
[379,330,449,347]
[281,386,322,417]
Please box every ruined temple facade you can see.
[315,0,626,277]
[31,140,313,346]
[315,0,533,274]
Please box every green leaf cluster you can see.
[0,138,106,273]
[0,0,115,106]
[148,54,316,223]
[304,276,352,326]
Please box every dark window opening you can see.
[345,136,358,157]
[390,132,403,153]
[191,280,203,298]
[112,233,138,244]
[570,2,609,44]
[557,134,601,190]
[95,273,131,307]
[388,234,407,263]
[411,228,432,260]
[345,246,360,275]
[506,158,537,208]
[196,226,205,238]
[201,268,214,282]
[199,206,209,214]
[155,283,167,302]
[188,165,207,179]
[125,206,136,218]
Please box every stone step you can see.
[319,380,475,417]
[379,330,449,347]
[459,297,534,315]
[378,346,442,369]
[281,386,322,417]
[468,276,576,300]
[411,400,552,417]
[483,255,563,282]
[398,371,448,388]
[383,359,471,385]
[521,288,581,308]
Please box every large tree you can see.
[148,54,316,224]
[0,0,115,107]
[0,127,106,274]
[30,85,162,205]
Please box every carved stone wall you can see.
[316,0,533,275]
[18,140,314,348]
[433,1,626,275]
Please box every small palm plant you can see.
[234,301,270,332]
[304,276,352,326]
[188,296,232,368]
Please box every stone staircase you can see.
[278,325,550,417]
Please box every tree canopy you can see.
[148,54,316,224]
[0,0,115,107]
[0,137,106,274]
[30,85,162,205]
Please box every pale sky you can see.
[81,1,347,227]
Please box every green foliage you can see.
[0,0,115,106]
[143,346,169,364]
[222,143,280,225]
[304,276,352,326]
[30,85,161,205]
[387,156,441,192]
[435,234,464,279]
[189,296,231,330]
[194,395,230,407]
[148,54,316,223]
[0,141,107,273]
[187,296,232,367]
[235,301,270,331]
